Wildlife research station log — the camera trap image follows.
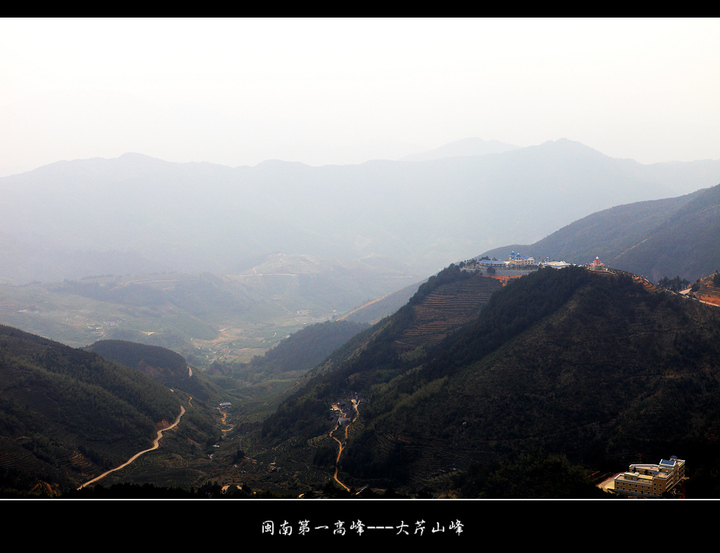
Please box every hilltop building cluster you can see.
[467,251,573,271]
[464,253,615,273]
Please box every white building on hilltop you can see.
[540,260,572,269]
[476,258,507,268]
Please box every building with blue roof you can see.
[508,251,536,267]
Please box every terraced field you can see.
[692,274,720,307]
[602,267,665,293]
[394,274,504,352]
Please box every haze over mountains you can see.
[399,137,521,161]
[2,137,719,372]
[2,135,720,500]
[3,138,719,286]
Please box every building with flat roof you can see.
[540,260,572,269]
[476,258,507,268]
[613,456,685,497]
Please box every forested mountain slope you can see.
[231,320,369,382]
[258,265,720,495]
[481,183,720,282]
[259,266,503,442]
[85,339,229,406]
[0,325,184,495]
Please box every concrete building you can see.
[477,258,507,268]
[508,251,536,266]
[540,260,572,269]
[613,456,685,497]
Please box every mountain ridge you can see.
[255,264,720,496]
[3,138,718,285]
[480,183,720,282]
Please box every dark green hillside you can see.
[608,183,720,282]
[0,325,183,495]
[258,265,720,496]
[85,339,227,405]
[260,267,505,444]
[87,340,187,378]
[233,320,369,382]
[481,183,720,282]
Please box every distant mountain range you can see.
[1,139,718,370]
[2,138,719,285]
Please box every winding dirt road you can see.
[330,399,359,492]
[77,405,186,490]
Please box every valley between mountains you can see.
[3,255,720,499]
[2,144,720,499]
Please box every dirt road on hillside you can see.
[77,405,186,489]
[331,399,359,492]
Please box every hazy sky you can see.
[1,17,719,177]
